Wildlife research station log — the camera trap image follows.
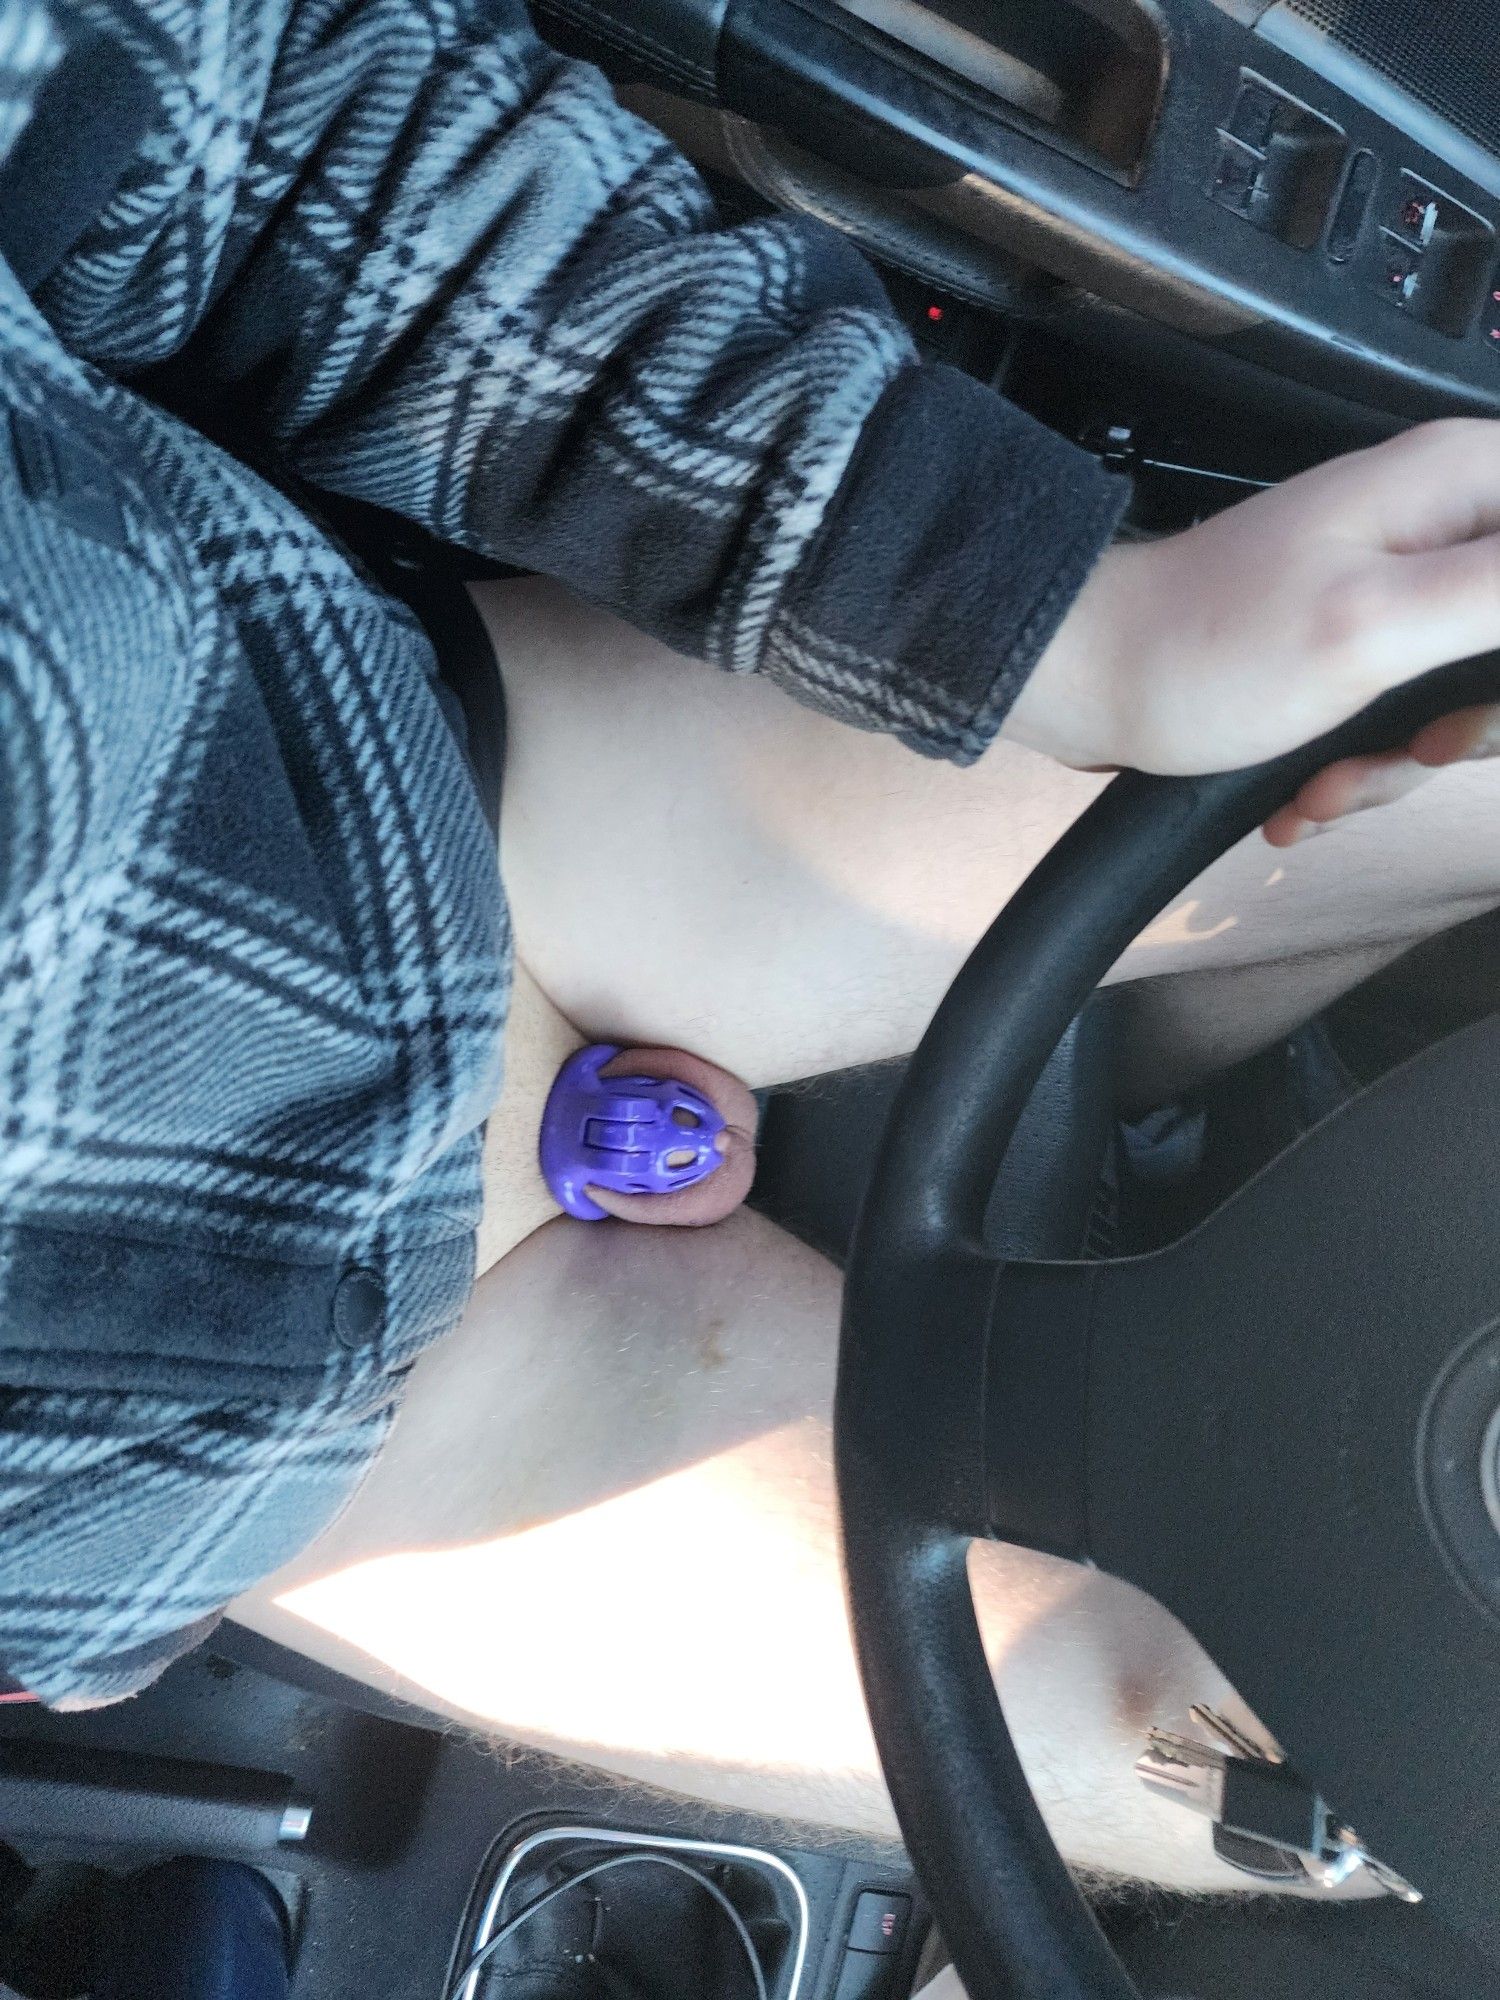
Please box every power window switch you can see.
[1381,242,1421,307]
[848,1891,911,1955]
[1210,137,1259,216]
[1482,275,1500,351]
[1225,78,1279,151]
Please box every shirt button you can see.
[332,1268,386,1350]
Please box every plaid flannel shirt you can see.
[0,0,1125,1704]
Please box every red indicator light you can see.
[926,304,944,322]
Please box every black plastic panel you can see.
[1106,1893,1499,2000]
[703,0,1500,420]
[831,0,1168,184]
[0,1634,927,2000]
[1209,73,1348,250]
[1263,0,1500,202]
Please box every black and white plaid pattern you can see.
[0,0,1124,1703]
[0,0,53,156]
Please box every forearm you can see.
[44,0,1127,764]
[230,2,1128,757]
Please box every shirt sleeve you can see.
[42,0,1128,764]
[0,0,56,162]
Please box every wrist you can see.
[997,542,1141,771]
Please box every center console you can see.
[0,1634,934,2000]
[451,1821,929,2000]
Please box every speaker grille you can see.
[1281,0,1500,163]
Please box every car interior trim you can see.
[457,1824,812,2000]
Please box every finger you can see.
[1288,748,1432,822]
[1334,420,1500,554]
[1261,749,1435,846]
[588,1044,759,1228]
[1262,811,1321,848]
[1373,531,1500,680]
[1408,702,1500,767]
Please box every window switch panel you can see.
[1209,74,1347,252]
[1370,171,1494,336]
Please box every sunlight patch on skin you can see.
[750,740,1111,956]
[254,1402,1333,1886]
[263,1415,1289,1884]
[272,1421,884,1784]
[1133,898,1240,949]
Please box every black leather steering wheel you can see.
[837,654,1500,1998]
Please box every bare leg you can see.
[487,578,1500,1092]
[239,577,1500,1891]
[242,1205,1276,1892]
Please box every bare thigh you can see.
[483,576,1500,1093]
[237,579,1500,1889]
[242,1206,1284,1891]
[469,574,1500,1276]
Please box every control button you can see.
[1370,171,1493,336]
[833,1948,894,2000]
[1398,194,1440,246]
[1225,78,1279,151]
[1482,277,1500,350]
[1210,137,1259,217]
[849,1891,911,1956]
[1381,243,1420,308]
[1207,74,1346,252]
[1326,149,1376,263]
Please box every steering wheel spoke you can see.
[983,1257,1101,1564]
[840,1239,1006,1544]
[838,653,1500,1999]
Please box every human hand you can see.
[1000,419,1500,844]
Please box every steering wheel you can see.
[837,655,1500,1998]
